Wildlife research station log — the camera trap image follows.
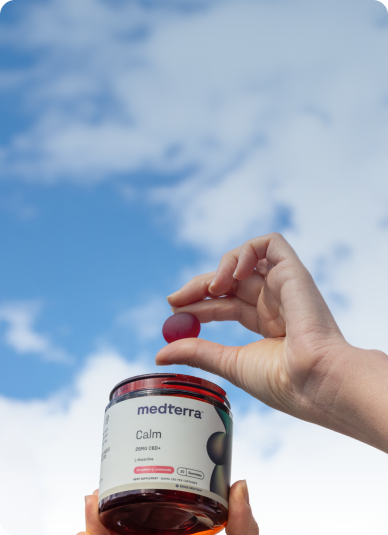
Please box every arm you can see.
[156,233,388,453]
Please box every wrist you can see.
[300,342,388,453]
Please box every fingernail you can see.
[208,278,216,293]
[85,495,91,503]
[233,270,238,279]
[171,307,176,313]
[242,480,250,505]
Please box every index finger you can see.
[210,233,298,296]
[167,271,219,307]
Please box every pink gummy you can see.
[162,313,201,344]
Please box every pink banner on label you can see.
[134,466,174,474]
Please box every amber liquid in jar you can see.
[99,373,233,535]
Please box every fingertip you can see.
[155,338,198,366]
[226,480,258,535]
[84,494,97,521]
[229,479,250,505]
[85,493,104,534]
[207,274,216,291]
[157,338,222,371]
[167,290,182,306]
[242,480,250,505]
[156,360,173,367]
[84,494,97,528]
[233,269,243,281]
[208,260,238,295]
[155,344,171,365]
[233,264,252,282]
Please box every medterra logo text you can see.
[138,403,202,419]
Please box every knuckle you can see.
[221,251,234,264]
[241,240,254,253]
[240,240,258,261]
[222,346,240,382]
[268,231,284,241]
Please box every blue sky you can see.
[1,1,388,534]
[0,180,191,395]
[0,177,259,400]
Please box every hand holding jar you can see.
[77,481,259,535]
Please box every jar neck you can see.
[109,373,230,409]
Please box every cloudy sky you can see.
[0,0,388,534]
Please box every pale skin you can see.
[158,233,388,452]
[78,233,388,534]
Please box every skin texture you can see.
[77,233,388,534]
[157,233,388,453]
[77,481,259,535]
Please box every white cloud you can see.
[151,150,285,256]
[0,349,148,535]
[233,408,388,535]
[116,297,171,340]
[136,0,388,357]
[1,0,386,184]
[2,0,388,363]
[0,301,72,363]
[1,2,388,531]
[0,351,387,535]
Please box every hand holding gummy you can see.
[162,312,201,343]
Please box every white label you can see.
[99,395,233,509]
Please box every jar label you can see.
[99,395,233,508]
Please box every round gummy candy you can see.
[162,313,201,344]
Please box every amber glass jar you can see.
[98,373,233,535]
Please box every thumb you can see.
[155,338,241,386]
[226,480,259,535]
[77,493,110,535]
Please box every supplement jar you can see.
[98,373,233,535]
